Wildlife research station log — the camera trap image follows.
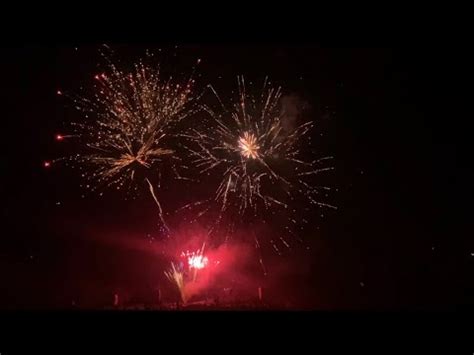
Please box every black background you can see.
[0,10,471,354]
[0,24,469,311]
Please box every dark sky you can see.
[0,45,469,309]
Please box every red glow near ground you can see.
[56,134,64,141]
[43,161,51,168]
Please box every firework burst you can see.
[179,76,336,250]
[53,49,201,231]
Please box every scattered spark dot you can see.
[43,161,51,168]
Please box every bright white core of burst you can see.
[238,132,260,159]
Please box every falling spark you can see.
[255,236,267,276]
[146,178,169,233]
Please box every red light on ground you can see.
[43,161,51,168]
[56,134,64,141]
[57,90,62,95]
[94,75,100,80]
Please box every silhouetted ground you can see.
[104,299,294,310]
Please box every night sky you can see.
[0,45,468,310]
